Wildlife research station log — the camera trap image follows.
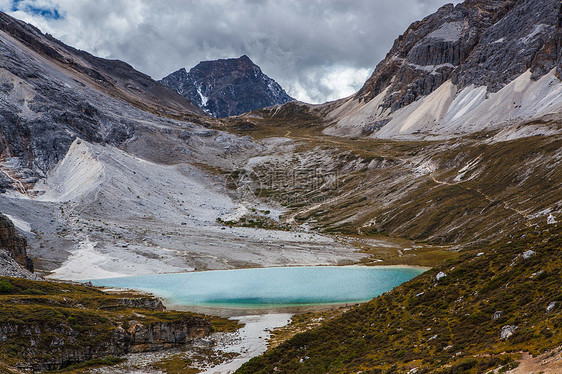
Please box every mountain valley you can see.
[0,0,561,372]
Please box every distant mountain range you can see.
[160,55,294,118]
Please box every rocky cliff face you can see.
[160,55,294,118]
[324,0,562,139]
[356,0,559,111]
[0,277,215,372]
[0,213,32,272]
[127,320,209,353]
[4,318,210,371]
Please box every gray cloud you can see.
[3,0,460,103]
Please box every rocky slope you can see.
[0,10,250,194]
[0,250,37,279]
[0,12,202,118]
[0,10,361,282]
[160,55,294,118]
[322,0,562,138]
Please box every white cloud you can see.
[320,67,372,101]
[1,0,459,103]
[286,66,372,103]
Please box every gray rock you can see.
[0,10,207,190]
[99,297,166,311]
[546,301,557,313]
[1,316,211,371]
[493,311,503,320]
[0,10,260,196]
[500,325,517,340]
[0,213,33,272]
[0,250,39,279]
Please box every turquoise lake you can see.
[89,266,424,308]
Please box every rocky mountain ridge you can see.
[356,0,559,108]
[321,0,562,138]
[0,10,251,195]
[160,55,294,118]
[0,12,202,118]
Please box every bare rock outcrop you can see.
[356,0,560,112]
[0,213,33,272]
[2,317,211,371]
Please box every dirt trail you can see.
[508,348,562,374]
[426,167,532,227]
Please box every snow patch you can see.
[196,84,208,106]
[409,63,454,72]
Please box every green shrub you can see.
[0,280,14,294]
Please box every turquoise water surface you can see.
[89,266,424,308]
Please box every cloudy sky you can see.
[1,0,459,103]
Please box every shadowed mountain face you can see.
[160,55,294,118]
[0,12,202,118]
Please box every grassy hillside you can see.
[222,110,562,246]
[238,224,562,373]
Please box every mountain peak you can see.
[160,56,294,117]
